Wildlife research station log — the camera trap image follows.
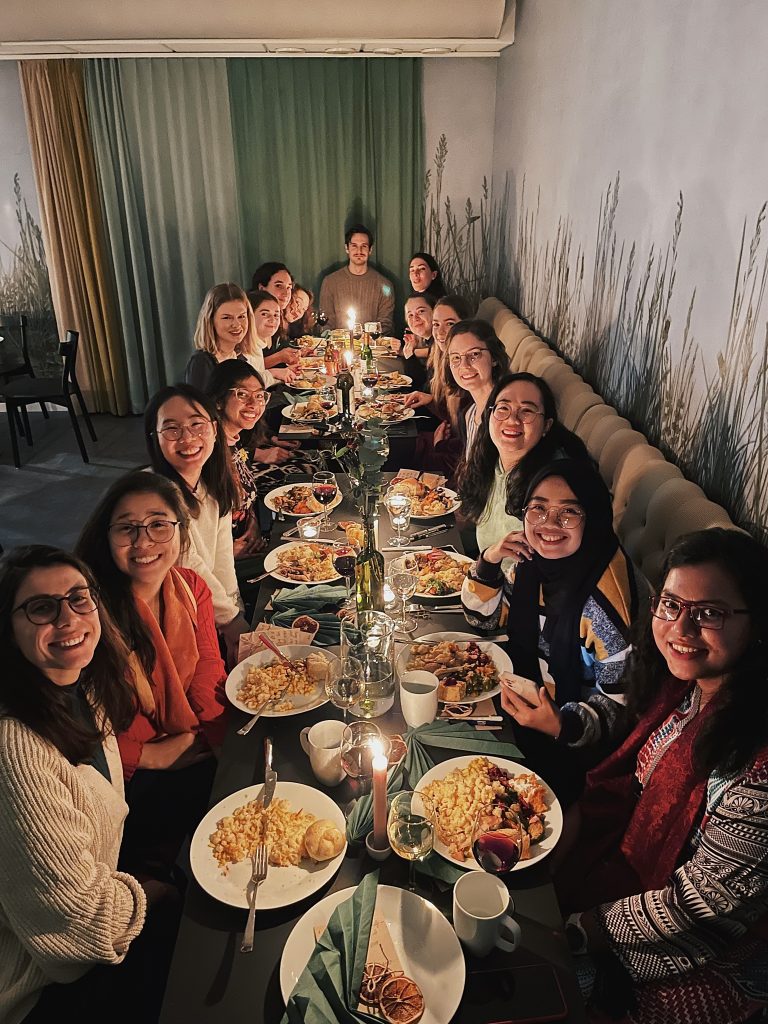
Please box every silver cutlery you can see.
[237,689,289,736]
[240,841,268,953]
[262,737,277,807]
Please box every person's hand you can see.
[389,336,403,354]
[402,391,432,409]
[141,878,180,907]
[483,530,533,565]
[272,366,299,384]
[280,348,301,366]
[233,515,261,559]
[253,445,292,465]
[433,420,451,445]
[500,681,563,738]
[220,613,251,669]
[402,332,417,359]
[140,731,210,770]
[579,909,610,953]
[271,435,300,450]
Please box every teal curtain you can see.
[84,58,244,410]
[227,58,423,323]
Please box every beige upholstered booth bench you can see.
[476,298,737,586]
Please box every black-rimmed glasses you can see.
[650,595,749,630]
[12,587,99,625]
[108,520,180,546]
[490,404,545,425]
[448,349,489,368]
[154,421,213,441]
[523,504,585,529]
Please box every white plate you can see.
[281,403,339,424]
[280,884,465,1023]
[263,482,343,517]
[263,541,342,583]
[413,549,474,599]
[418,755,562,872]
[190,781,346,910]
[355,404,415,425]
[225,645,340,716]
[396,631,510,704]
[376,373,413,390]
[287,376,335,392]
[408,486,461,520]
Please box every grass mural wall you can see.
[424,136,768,543]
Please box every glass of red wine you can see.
[361,365,380,399]
[471,806,522,876]
[312,471,338,530]
[333,544,357,609]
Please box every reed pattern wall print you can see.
[423,140,768,542]
[0,174,58,376]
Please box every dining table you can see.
[159,461,585,1021]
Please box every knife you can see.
[408,524,451,542]
[262,737,277,809]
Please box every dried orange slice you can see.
[379,974,425,1024]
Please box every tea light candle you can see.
[298,516,322,540]
[371,739,388,849]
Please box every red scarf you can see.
[557,678,717,911]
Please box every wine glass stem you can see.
[408,860,416,892]
[400,595,407,629]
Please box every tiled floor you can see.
[0,409,147,552]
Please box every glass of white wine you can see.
[385,491,412,547]
[325,660,363,723]
[387,790,435,892]
[389,553,418,633]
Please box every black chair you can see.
[0,330,97,468]
[0,313,48,435]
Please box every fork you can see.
[240,842,269,953]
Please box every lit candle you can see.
[343,348,354,369]
[371,739,388,849]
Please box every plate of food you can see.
[376,371,412,390]
[297,335,320,352]
[355,400,415,424]
[225,645,339,716]
[418,755,562,872]
[280,885,465,1024]
[413,548,473,598]
[264,541,341,583]
[282,398,339,423]
[397,632,510,703]
[389,478,461,519]
[264,484,342,518]
[287,373,335,392]
[190,781,346,910]
[298,356,325,370]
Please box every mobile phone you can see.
[503,673,541,705]
[457,963,568,1023]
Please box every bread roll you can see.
[303,819,345,862]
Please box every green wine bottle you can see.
[361,331,374,372]
[355,514,384,613]
[336,362,355,424]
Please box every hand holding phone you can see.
[501,673,541,706]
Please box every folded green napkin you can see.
[403,720,524,786]
[414,852,466,885]
[345,765,404,844]
[270,585,347,645]
[281,871,381,1024]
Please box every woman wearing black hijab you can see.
[461,458,639,802]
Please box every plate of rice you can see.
[225,645,340,716]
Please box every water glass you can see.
[325,660,363,723]
[385,492,412,546]
[389,553,418,632]
[341,612,395,718]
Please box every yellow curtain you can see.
[18,60,130,414]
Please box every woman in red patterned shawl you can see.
[556,528,768,1024]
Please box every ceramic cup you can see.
[299,719,346,787]
[399,670,439,728]
[452,871,522,957]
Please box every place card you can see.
[237,624,311,662]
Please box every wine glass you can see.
[389,553,418,633]
[471,806,522,876]
[340,721,389,784]
[312,470,338,530]
[388,790,435,892]
[333,544,357,609]
[360,364,380,399]
[385,491,412,547]
[319,385,337,416]
[325,659,363,723]
[366,321,382,345]
[316,308,329,329]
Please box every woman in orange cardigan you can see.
[77,470,228,879]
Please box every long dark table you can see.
[160,479,584,1023]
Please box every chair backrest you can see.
[59,330,80,391]
[0,313,29,365]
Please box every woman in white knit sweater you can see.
[0,546,174,1023]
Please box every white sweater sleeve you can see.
[180,495,242,626]
[0,724,146,980]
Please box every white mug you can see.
[299,720,346,787]
[452,871,522,957]
[399,670,439,728]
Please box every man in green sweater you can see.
[319,224,394,334]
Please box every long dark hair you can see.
[626,528,768,776]
[441,319,510,400]
[251,261,291,291]
[205,361,270,449]
[76,472,191,680]
[458,373,589,522]
[0,546,136,764]
[144,384,238,517]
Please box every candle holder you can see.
[365,831,392,861]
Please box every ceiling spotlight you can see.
[421,46,453,55]
[325,46,358,55]
[371,47,403,55]
[273,46,306,54]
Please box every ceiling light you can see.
[325,45,358,55]
[421,46,453,55]
[371,46,403,55]
[273,46,306,54]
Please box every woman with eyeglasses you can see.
[0,545,178,1022]
[459,373,591,560]
[143,384,250,666]
[554,529,768,1024]
[462,459,638,800]
[204,361,316,560]
[440,320,511,456]
[76,472,226,883]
